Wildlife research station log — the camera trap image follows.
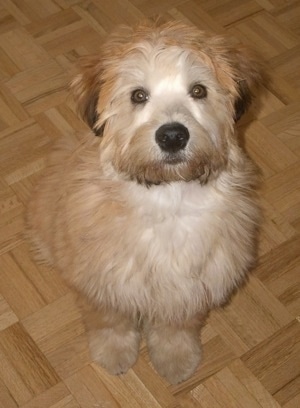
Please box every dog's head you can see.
[71,22,263,185]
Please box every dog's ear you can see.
[209,38,264,122]
[234,78,252,122]
[229,46,264,122]
[71,56,103,136]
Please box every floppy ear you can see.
[208,36,264,122]
[230,46,264,122]
[234,78,252,122]
[71,55,103,136]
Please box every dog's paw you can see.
[89,328,140,375]
[147,329,201,384]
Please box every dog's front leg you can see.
[79,298,141,375]
[145,316,203,384]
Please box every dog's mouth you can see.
[161,152,186,165]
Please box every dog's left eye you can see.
[190,84,207,99]
[131,89,149,104]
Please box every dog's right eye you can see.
[131,89,149,104]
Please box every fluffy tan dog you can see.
[26,22,263,384]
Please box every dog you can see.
[26,21,263,384]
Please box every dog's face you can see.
[72,23,262,185]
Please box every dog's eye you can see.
[131,89,149,104]
[190,84,207,99]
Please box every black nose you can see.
[155,123,190,153]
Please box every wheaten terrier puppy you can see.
[26,22,263,384]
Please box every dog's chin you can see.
[135,154,188,186]
[162,152,186,165]
[115,147,225,186]
[130,156,213,187]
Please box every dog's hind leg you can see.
[145,317,203,384]
[79,298,141,375]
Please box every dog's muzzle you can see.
[155,122,189,153]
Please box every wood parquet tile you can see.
[0,1,299,407]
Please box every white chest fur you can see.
[83,180,239,322]
[68,165,256,323]
[127,181,220,269]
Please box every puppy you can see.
[26,22,263,384]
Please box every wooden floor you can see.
[0,1,300,407]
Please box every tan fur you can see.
[26,22,263,384]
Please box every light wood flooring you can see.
[0,1,300,407]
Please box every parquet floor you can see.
[0,1,299,407]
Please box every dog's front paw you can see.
[147,328,201,384]
[89,328,140,375]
